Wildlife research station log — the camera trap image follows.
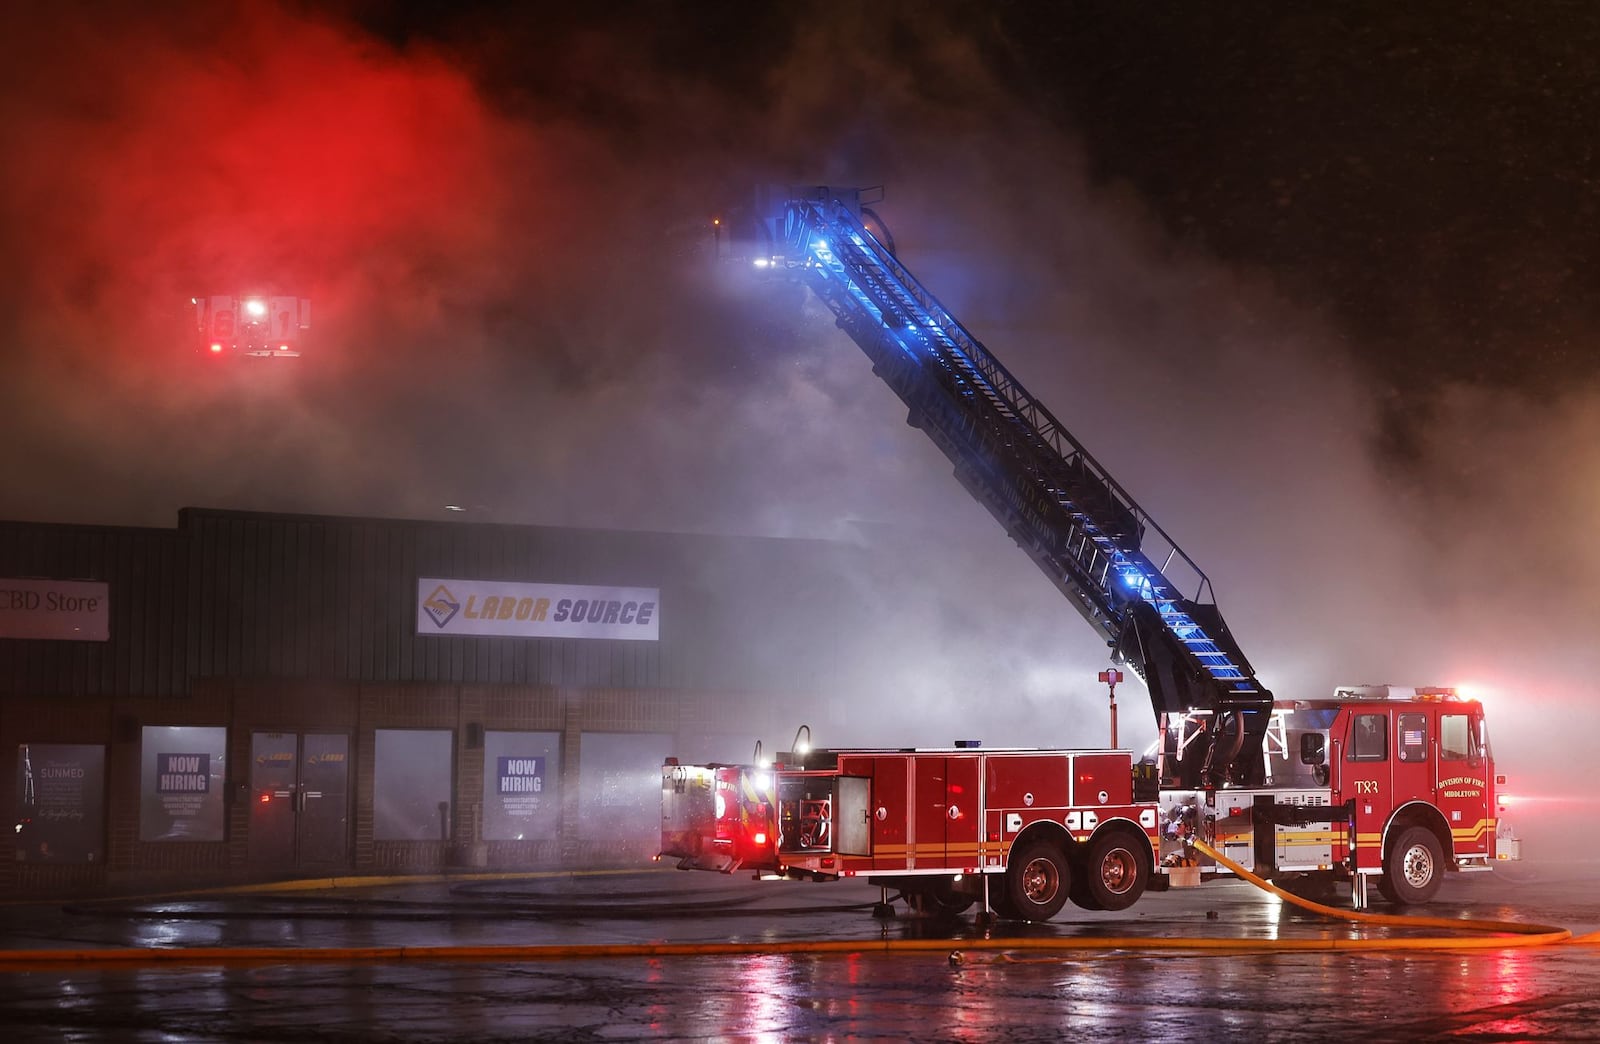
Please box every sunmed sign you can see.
[417,578,660,641]
[0,578,109,641]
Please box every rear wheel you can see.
[1068,868,1104,911]
[1082,831,1150,912]
[986,880,1020,919]
[1005,840,1071,921]
[1380,826,1444,905]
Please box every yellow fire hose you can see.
[0,847,1585,967]
[1185,837,1571,947]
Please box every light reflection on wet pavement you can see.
[2,861,1598,1042]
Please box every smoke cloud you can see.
[2,4,1592,855]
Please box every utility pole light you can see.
[1098,668,1124,748]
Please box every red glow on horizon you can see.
[2,3,527,377]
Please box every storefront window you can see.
[374,729,453,841]
[139,726,227,841]
[578,733,673,842]
[482,731,561,841]
[16,743,106,862]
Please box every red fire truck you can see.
[193,293,309,358]
[664,746,1161,919]
[662,684,1503,917]
[661,188,1512,918]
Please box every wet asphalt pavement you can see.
[1,860,1598,1042]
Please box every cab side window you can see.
[1350,713,1387,761]
[1397,712,1430,764]
[1439,713,1476,762]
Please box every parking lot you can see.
[1,860,1598,1041]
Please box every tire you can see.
[906,877,976,916]
[986,886,1020,920]
[1068,866,1105,911]
[1082,831,1150,912]
[1381,825,1444,905]
[1004,840,1071,922]
[929,877,977,915]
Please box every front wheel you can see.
[1004,840,1071,921]
[1379,825,1444,905]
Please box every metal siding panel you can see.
[293,521,310,676]
[392,527,409,681]
[337,523,355,679]
[383,526,399,681]
[264,519,283,676]
[186,520,202,679]
[360,523,378,681]
[225,518,244,675]
[6,509,853,704]
[159,531,180,694]
[235,516,254,676]
[122,532,142,692]
[0,521,179,698]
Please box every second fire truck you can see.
[661,188,1509,918]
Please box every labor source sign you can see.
[416,578,660,641]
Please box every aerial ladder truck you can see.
[662,187,1507,917]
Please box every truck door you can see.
[914,758,947,870]
[1436,708,1492,858]
[946,755,979,869]
[910,756,981,870]
[1391,709,1434,805]
[871,756,909,870]
[1339,710,1390,872]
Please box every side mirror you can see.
[1299,732,1326,766]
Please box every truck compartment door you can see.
[835,776,870,856]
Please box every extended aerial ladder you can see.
[727,186,1273,785]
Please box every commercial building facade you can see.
[2,508,861,895]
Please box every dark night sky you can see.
[370,2,1600,395]
[0,3,1595,788]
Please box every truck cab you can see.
[1158,685,1499,906]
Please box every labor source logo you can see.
[417,577,660,641]
[421,584,461,628]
